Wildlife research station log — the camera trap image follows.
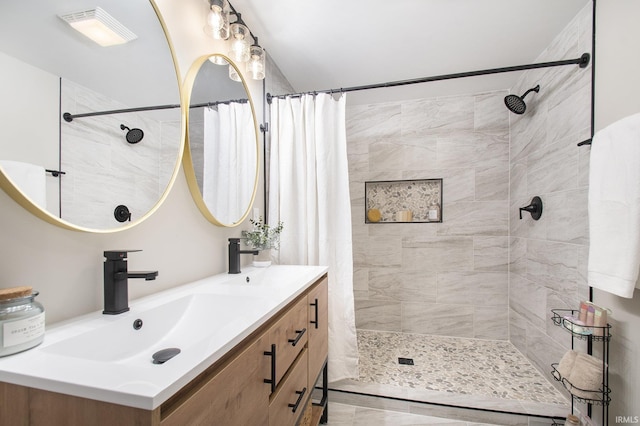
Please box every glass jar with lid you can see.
[0,287,45,357]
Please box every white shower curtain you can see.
[203,102,255,224]
[268,93,359,382]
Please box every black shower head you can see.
[504,85,540,114]
[120,124,144,144]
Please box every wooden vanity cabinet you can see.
[160,333,270,425]
[0,274,329,426]
[307,276,328,385]
[268,295,309,387]
[269,349,309,426]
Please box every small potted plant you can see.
[242,217,284,267]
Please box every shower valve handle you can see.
[519,196,543,220]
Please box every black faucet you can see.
[228,238,259,274]
[103,250,158,315]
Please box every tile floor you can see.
[331,330,570,419]
[324,401,503,426]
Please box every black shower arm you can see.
[520,85,541,99]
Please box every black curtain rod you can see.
[267,52,591,103]
[190,98,249,109]
[63,99,249,122]
[63,104,179,122]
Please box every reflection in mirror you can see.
[0,0,182,232]
[185,55,259,227]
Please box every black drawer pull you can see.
[288,387,307,413]
[288,328,307,346]
[263,344,276,393]
[310,298,319,329]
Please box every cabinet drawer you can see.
[269,296,308,386]
[269,349,309,426]
[307,276,328,383]
[161,334,270,426]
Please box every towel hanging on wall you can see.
[588,112,640,298]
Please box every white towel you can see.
[588,112,640,298]
[0,160,46,209]
[567,352,604,401]
[557,349,578,378]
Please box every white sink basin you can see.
[0,265,329,410]
[44,293,264,363]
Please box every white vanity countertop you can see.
[0,265,328,410]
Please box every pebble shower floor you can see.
[356,329,569,406]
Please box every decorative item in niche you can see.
[365,179,443,223]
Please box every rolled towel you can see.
[567,352,604,401]
[557,350,578,378]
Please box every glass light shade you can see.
[208,55,229,65]
[246,45,265,80]
[228,23,250,62]
[203,0,229,40]
[228,64,242,82]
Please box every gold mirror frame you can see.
[182,55,260,227]
[0,0,184,233]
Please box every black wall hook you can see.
[519,196,543,220]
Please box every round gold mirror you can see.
[0,0,183,232]
[183,55,259,227]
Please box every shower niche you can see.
[365,178,442,223]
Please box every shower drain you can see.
[398,357,414,365]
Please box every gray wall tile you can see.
[355,300,401,331]
[474,236,509,272]
[402,302,474,337]
[348,88,510,339]
[349,2,591,352]
[508,3,592,382]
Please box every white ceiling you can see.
[0,0,180,109]
[231,0,591,104]
[0,0,592,108]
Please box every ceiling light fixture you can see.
[59,7,137,47]
[203,1,265,80]
[203,0,229,40]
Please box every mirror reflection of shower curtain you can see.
[268,93,359,382]
[203,102,255,224]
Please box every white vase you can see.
[253,248,271,267]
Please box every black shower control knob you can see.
[114,205,132,222]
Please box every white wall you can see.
[0,52,60,213]
[593,0,640,421]
[0,0,265,324]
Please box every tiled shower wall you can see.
[508,3,592,381]
[347,90,511,339]
[60,79,181,229]
[346,3,593,348]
